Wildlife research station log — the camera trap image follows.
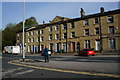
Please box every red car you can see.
[78,49,96,56]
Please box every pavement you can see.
[8,54,120,78]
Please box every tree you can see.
[2,16,38,50]
[25,16,38,28]
[2,23,16,50]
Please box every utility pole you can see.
[66,22,68,53]
[22,0,25,61]
[99,16,103,53]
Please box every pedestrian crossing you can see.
[2,67,35,78]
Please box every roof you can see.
[17,9,120,33]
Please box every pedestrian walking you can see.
[43,46,49,62]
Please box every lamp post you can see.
[22,0,25,61]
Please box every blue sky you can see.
[2,2,118,29]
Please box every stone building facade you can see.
[16,8,120,54]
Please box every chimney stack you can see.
[43,21,45,24]
[100,7,104,13]
[80,8,85,17]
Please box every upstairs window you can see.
[63,24,67,29]
[40,30,43,34]
[84,29,89,36]
[94,17,99,24]
[71,32,75,38]
[31,31,34,35]
[107,16,114,23]
[40,36,44,42]
[49,34,52,40]
[49,27,52,31]
[109,26,115,34]
[63,33,67,39]
[55,26,59,30]
[55,34,59,40]
[84,20,89,26]
[95,28,100,35]
[28,32,31,36]
[71,23,75,28]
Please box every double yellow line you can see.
[8,59,120,78]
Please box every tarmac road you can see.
[2,53,120,80]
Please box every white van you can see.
[5,46,20,54]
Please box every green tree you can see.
[2,16,38,50]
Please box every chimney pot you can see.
[80,8,85,17]
[100,7,104,13]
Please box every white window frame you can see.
[95,28,100,35]
[55,34,59,40]
[49,34,52,40]
[109,39,116,49]
[94,17,99,24]
[55,26,59,30]
[71,32,75,38]
[107,16,114,23]
[63,33,67,39]
[70,23,75,28]
[84,29,89,36]
[49,27,52,31]
[84,40,90,49]
[84,19,89,26]
[108,26,115,34]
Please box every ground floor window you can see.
[28,45,31,52]
[84,40,90,49]
[109,39,116,49]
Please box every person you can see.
[43,46,49,62]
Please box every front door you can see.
[56,43,59,52]
[95,40,100,51]
[72,42,75,52]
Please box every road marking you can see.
[2,67,23,77]
[10,69,34,77]
[8,59,120,78]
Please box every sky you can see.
[2,2,119,29]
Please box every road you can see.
[2,53,120,80]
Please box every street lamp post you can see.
[22,0,25,61]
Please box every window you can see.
[49,34,52,40]
[63,24,67,29]
[107,16,114,23]
[31,37,34,42]
[71,23,74,28]
[31,31,34,35]
[84,29,89,36]
[84,40,90,49]
[95,28,100,35]
[55,34,59,40]
[41,30,44,34]
[49,27,52,31]
[40,30,44,34]
[84,20,89,26]
[40,36,43,42]
[63,33,67,39]
[71,32,75,38]
[28,32,30,36]
[109,39,116,49]
[55,26,59,30]
[109,26,115,34]
[28,38,31,42]
[94,17,99,24]
[36,31,40,34]
[36,37,40,42]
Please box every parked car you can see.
[41,50,53,56]
[78,49,96,56]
